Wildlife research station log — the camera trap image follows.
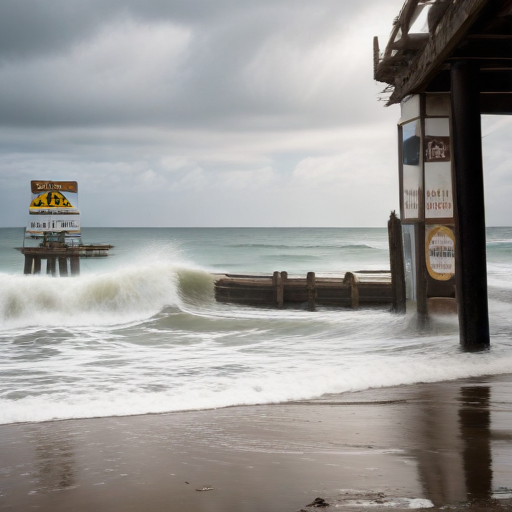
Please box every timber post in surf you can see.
[388,211,406,313]
[343,272,359,309]
[451,61,489,349]
[273,271,284,308]
[306,272,316,311]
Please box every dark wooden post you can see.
[281,271,288,305]
[416,224,428,318]
[306,272,316,311]
[23,255,33,275]
[451,60,490,349]
[70,256,80,276]
[273,271,284,308]
[47,258,57,276]
[343,272,359,309]
[388,211,406,313]
[33,256,41,274]
[59,257,68,277]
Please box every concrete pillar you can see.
[450,60,490,349]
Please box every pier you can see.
[373,0,512,348]
[18,180,113,276]
[18,244,113,276]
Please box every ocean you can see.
[1,227,512,425]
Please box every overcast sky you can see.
[1,0,511,227]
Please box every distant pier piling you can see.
[19,245,110,277]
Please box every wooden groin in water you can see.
[214,214,406,312]
[214,271,393,311]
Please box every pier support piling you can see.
[24,255,34,275]
[59,257,69,277]
[451,60,490,349]
[388,211,406,313]
[47,258,57,276]
[33,256,41,274]
[70,256,80,276]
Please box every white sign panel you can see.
[27,214,81,233]
[424,117,453,219]
[425,162,453,218]
[403,165,421,219]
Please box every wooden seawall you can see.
[214,271,392,310]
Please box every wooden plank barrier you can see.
[214,271,392,310]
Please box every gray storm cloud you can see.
[0,0,510,227]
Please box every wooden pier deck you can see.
[16,244,113,276]
[214,271,393,310]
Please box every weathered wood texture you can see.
[214,271,392,309]
[18,245,113,258]
[23,255,33,275]
[379,0,490,104]
[58,257,69,277]
[388,211,406,313]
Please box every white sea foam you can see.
[0,260,214,330]
[1,337,512,425]
[1,227,511,425]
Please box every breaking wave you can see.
[0,262,215,330]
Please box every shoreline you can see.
[2,374,512,511]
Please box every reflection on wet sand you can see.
[0,376,511,512]
[33,427,76,493]
[459,385,492,501]
[410,382,492,506]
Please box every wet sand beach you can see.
[1,374,512,512]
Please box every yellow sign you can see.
[426,225,455,281]
[30,191,74,209]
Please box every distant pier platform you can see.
[214,270,393,310]
[17,244,113,276]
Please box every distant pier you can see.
[17,244,113,276]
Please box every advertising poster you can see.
[426,225,455,281]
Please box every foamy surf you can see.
[1,325,512,425]
[0,263,214,330]
[1,226,511,426]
